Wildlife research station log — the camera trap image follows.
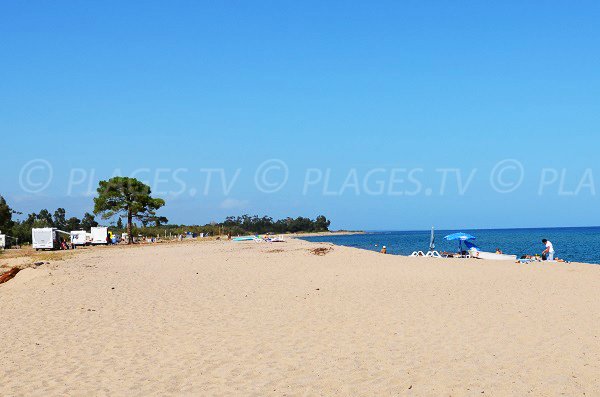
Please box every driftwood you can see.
[0,267,21,284]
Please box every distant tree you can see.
[81,212,98,230]
[65,217,82,231]
[152,216,169,227]
[6,212,37,244]
[93,177,165,244]
[314,215,331,231]
[219,214,331,234]
[10,222,30,244]
[116,217,124,230]
[0,195,14,233]
[53,208,67,230]
[37,209,53,227]
[24,213,37,227]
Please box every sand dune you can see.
[1,239,599,396]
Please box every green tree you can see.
[81,212,98,230]
[37,209,53,227]
[53,208,67,230]
[116,217,124,230]
[314,215,331,231]
[151,216,169,227]
[93,177,165,244]
[0,195,15,233]
[65,217,82,231]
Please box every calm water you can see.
[301,227,600,264]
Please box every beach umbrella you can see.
[443,232,476,241]
[444,232,476,255]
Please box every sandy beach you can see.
[1,239,599,396]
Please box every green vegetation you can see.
[93,177,166,244]
[1,176,331,245]
[119,214,332,238]
[222,214,331,235]
[0,196,99,244]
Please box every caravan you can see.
[32,228,71,250]
[32,228,59,250]
[70,230,88,246]
[90,227,109,245]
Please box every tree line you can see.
[0,176,331,245]
[0,197,99,244]
[222,215,331,235]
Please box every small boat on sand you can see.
[469,250,517,261]
[465,241,517,261]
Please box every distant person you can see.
[495,248,503,254]
[542,239,555,261]
[380,246,387,254]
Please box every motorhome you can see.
[90,226,109,245]
[70,230,88,246]
[32,228,58,250]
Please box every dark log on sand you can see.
[0,267,21,284]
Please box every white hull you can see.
[471,251,517,261]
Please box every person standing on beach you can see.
[542,239,555,261]
[380,246,387,254]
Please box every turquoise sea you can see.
[301,227,600,264]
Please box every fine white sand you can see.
[1,239,599,396]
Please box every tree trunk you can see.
[127,210,133,244]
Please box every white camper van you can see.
[32,228,58,250]
[0,233,6,249]
[90,226,109,245]
[70,230,88,246]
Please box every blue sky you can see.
[1,1,599,230]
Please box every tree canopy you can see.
[93,177,166,243]
[0,195,15,233]
[1,187,332,246]
[221,214,331,235]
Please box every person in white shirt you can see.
[542,239,555,261]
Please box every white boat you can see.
[469,249,516,261]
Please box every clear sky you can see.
[1,1,599,230]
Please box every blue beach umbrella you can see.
[444,232,476,241]
[444,232,476,255]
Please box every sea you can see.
[300,227,600,264]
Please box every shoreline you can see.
[286,230,366,237]
[295,231,600,266]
